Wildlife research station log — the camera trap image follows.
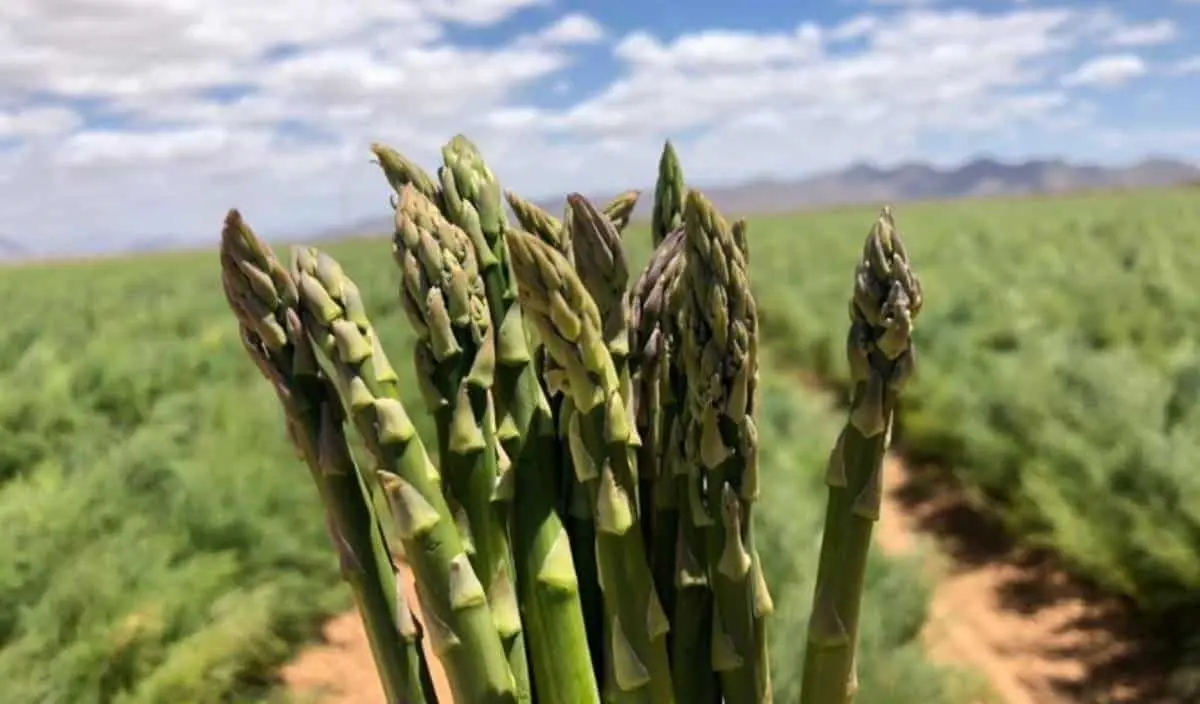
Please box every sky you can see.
[1,0,1198,256]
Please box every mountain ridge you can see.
[333,154,1200,238]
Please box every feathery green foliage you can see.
[745,191,1200,620]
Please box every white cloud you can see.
[1103,19,1179,47]
[510,9,1079,141]
[0,2,1185,255]
[534,13,606,45]
[0,0,587,253]
[1061,54,1148,88]
[0,106,80,139]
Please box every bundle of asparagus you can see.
[219,136,921,704]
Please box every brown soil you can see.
[877,456,1181,704]
[279,454,1180,704]
[279,566,453,703]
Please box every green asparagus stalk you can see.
[505,380,604,703]
[651,142,685,248]
[291,245,518,704]
[437,139,608,699]
[391,184,533,703]
[505,228,675,703]
[487,225,605,697]
[601,190,642,234]
[675,191,772,703]
[372,139,602,702]
[564,192,642,688]
[501,189,604,661]
[218,210,434,704]
[801,207,923,704]
[629,229,722,704]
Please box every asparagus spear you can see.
[504,371,604,703]
[629,229,722,704]
[291,245,518,704]
[392,184,533,702]
[440,139,609,700]
[565,193,643,691]
[504,191,567,255]
[439,135,519,324]
[371,140,601,701]
[566,194,629,353]
[218,210,434,704]
[675,191,772,704]
[801,207,923,704]
[651,142,686,248]
[506,189,641,250]
[501,187,612,674]
[505,228,675,704]
[372,143,444,207]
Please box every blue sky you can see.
[0,0,1197,256]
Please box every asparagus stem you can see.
[392,184,533,702]
[676,191,771,704]
[373,140,601,702]
[436,136,552,702]
[630,229,721,703]
[218,211,434,704]
[800,208,923,704]
[556,396,606,682]
[511,410,604,703]
[292,245,518,704]
[500,173,610,679]
[567,193,654,693]
[505,229,675,704]
[629,226,686,561]
[313,398,440,704]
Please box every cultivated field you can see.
[1,185,1196,702]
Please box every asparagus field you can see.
[2,132,1196,702]
[746,188,1200,618]
[0,143,972,701]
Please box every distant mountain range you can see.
[10,155,1193,263]
[334,155,1200,238]
[538,155,1200,223]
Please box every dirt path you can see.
[280,455,1177,704]
[877,456,1178,704]
[280,567,453,703]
